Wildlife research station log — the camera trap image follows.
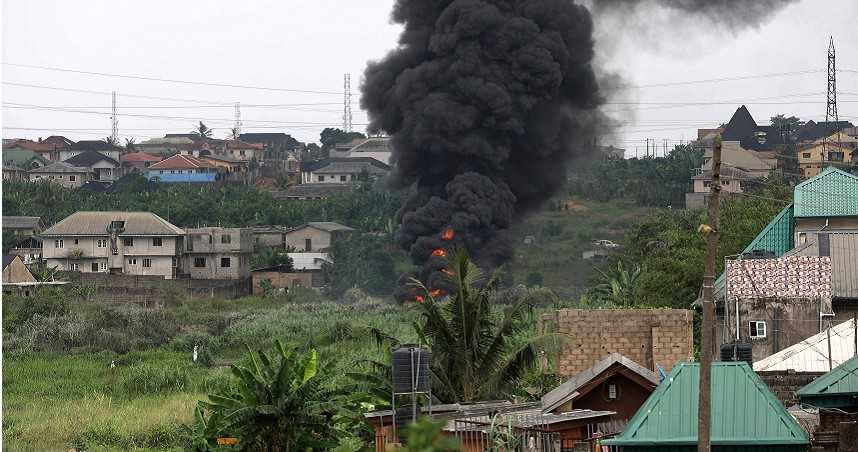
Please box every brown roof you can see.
[148,154,214,170]
[3,139,55,152]
[41,211,185,236]
[224,140,263,150]
[120,152,162,163]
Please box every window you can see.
[69,175,76,182]
[722,180,729,185]
[239,150,246,156]
[829,152,844,162]
[802,152,811,158]
[142,258,152,268]
[100,262,107,271]
[172,257,177,268]
[749,321,766,338]
[74,239,79,245]
[194,257,206,268]
[305,238,312,251]
[91,263,99,272]
[123,238,134,247]
[703,181,711,187]
[608,384,618,400]
[220,257,231,268]
[153,237,162,247]
[55,239,64,249]
[128,258,137,265]
[318,175,325,182]
[340,175,347,182]
[97,239,107,248]
[69,263,79,271]
[221,234,231,244]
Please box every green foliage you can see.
[197,342,338,451]
[525,271,544,287]
[400,417,461,452]
[193,121,214,138]
[2,230,24,253]
[121,365,191,395]
[251,247,294,271]
[589,261,644,307]
[324,233,397,298]
[11,287,70,325]
[320,127,367,152]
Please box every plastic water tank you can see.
[392,345,430,393]
[720,341,753,365]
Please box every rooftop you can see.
[3,216,42,231]
[41,211,185,237]
[63,150,119,167]
[2,139,55,152]
[148,154,214,170]
[120,152,162,163]
[70,140,123,152]
[797,354,858,408]
[755,319,858,373]
[793,167,858,218]
[28,161,93,174]
[2,149,50,168]
[796,120,856,142]
[291,222,355,233]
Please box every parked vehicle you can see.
[592,239,620,249]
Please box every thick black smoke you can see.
[361,0,795,301]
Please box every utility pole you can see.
[343,73,353,132]
[698,136,722,452]
[110,91,118,144]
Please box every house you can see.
[252,225,290,248]
[28,161,94,188]
[365,401,615,452]
[541,353,660,434]
[2,139,59,161]
[221,140,263,162]
[60,140,122,162]
[715,167,858,364]
[330,136,393,164]
[134,136,199,156]
[40,135,75,150]
[277,182,358,200]
[251,264,314,294]
[3,216,45,263]
[285,252,330,287]
[39,211,185,278]
[3,164,27,181]
[239,133,302,170]
[796,120,856,146]
[2,148,50,171]
[686,166,757,209]
[300,157,390,184]
[183,227,253,280]
[63,150,121,182]
[120,152,162,172]
[603,362,809,451]
[2,254,36,283]
[797,142,855,178]
[284,222,354,252]
[198,153,251,183]
[797,355,858,450]
[146,154,217,183]
[719,105,788,157]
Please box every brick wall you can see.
[543,309,694,377]
[57,271,251,304]
[757,371,825,407]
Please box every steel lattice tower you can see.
[234,102,242,137]
[343,73,353,132]
[826,36,838,123]
[110,91,119,143]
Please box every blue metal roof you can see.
[794,167,858,218]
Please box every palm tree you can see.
[124,137,136,150]
[412,249,550,402]
[591,260,644,307]
[193,121,213,139]
[198,341,336,451]
[104,136,118,146]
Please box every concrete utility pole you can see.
[698,136,722,452]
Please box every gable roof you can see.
[2,149,50,168]
[224,140,263,150]
[797,354,858,408]
[603,362,808,446]
[541,353,659,413]
[793,167,858,218]
[120,152,162,163]
[2,254,18,270]
[3,216,42,231]
[796,120,856,142]
[200,153,246,164]
[702,146,775,173]
[755,319,856,373]
[289,222,355,233]
[312,158,391,175]
[147,154,214,170]
[41,211,184,237]
[28,161,93,174]
[41,136,75,148]
[2,139,56,152]
[70,140,123,152]
[63,150,119,167]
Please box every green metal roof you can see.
[793,167,858,218]
[603,362,808,446]
[797,354,858,408]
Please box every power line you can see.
[3,62,348,95]
[618,69,824,89]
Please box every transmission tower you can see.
[343,73,353,132]
[110,91,118,143]
[826,36,838,124]
[234,102,242,137]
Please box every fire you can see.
[415,295,425,303]
[431,248,447,258]
[429,289,444,298]
[441,228,455,241]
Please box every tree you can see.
[193,121,214,139]
[413,249,548,402]
[590,260,644,307]
[323,234,396,297]
[770,114,805,138]
[197,342,337,451]
[104,136,118,146]
[124,137,137,150]
[251,247,294,270]
[319,128,366,153]
[400,417,460,452]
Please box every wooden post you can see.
[853,313,856,357]
[827,320,833,371]
[698,136,722,452]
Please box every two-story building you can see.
[63,150,121,182]
[221,140,263,162]
[284,222,354,251]
[28,162,94,188]
[40,211,185,278]
[183,227,253,280]
[3,216,45,264]
[59,140,123,162]
[120,152,162,173]
[797,142,855,178]
[330,137,393,165]
[146,154,217,183]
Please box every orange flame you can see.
[441,228,455,241]
[415,295,425,303]
[429,289,444,298]
[431,249,447,258]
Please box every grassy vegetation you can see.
[507,196,656,296]
[3,292,420,451]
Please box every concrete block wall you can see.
[543,309,694,377]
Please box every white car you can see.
[592,239,620,249]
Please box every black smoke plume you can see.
[592,0,798,31]
[361,0,796,301]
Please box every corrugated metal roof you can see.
[541,353,659,413]
[754,319,857,372]
[287,252,331,270]
[3,216,42,230]
[28,161,93,174]
[603,362,808,446]
[794,167,858,218]
[298,222,355,232]
[785,232,858,299]
[797,354,858,402]
[41,211,184,236]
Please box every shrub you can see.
[121,365,190,396]
[525,271,544,287]
[12,287,70,326]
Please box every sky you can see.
[2,0,856,151]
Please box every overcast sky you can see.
[2,0,856,151]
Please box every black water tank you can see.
[742,250,776,260]
[720,342,753,365]
[392,345,431,393]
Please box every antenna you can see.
[110,91,118,143]
[343,73,353,132]
[234,102,242,137]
